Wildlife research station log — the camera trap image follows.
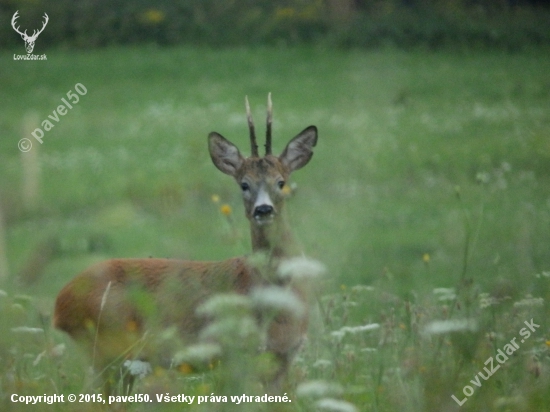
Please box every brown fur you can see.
[54,258,267,364]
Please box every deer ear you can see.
[208,132,244,177]
[279,126,318,172]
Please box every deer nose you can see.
[254,204,274,217]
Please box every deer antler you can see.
[29,13,49,41]
[11,11,48,41]
[265,93,273,155]
[11,11,26,37]
[246,96,259,157]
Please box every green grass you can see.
[1,45,549,411]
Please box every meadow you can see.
[1,46,549,411]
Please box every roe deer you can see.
[53,94,319,391]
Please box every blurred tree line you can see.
[1,0,549,50]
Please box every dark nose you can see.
[254,204,274,217]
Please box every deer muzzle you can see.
[253,187,275,224]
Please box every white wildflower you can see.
[246,252,269,269]
[123,359,152,379]
[342,301,358,307]
[476,172,490,184]
[433,288,456,301]
[479,292,499,309]
[277,257,326,281]
[347,323,380,333]
[11,327,44,334]
[199,316,259,342]
[196,293,251,318]
[513,295,544,308]
[331,330,345,340]
[312,359,332,369]
[250,286,305,317]
[172,343,221,366]
[50,343,66,358]
[433,287,454,294]
[157,326,178,341]
[423,319,477,335]
[331,323,380,341]
[315,398,358,412]
[338,323,380,335]
[296,380,343,398]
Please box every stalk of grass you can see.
[452,185,484,318]
[0,199,8,282]
[91,281,111,371]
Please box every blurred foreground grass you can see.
[0,46,549,411]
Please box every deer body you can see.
[53,95,318,389]
[54,258,254,361]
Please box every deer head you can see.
[208,94,317,232]
[11,11,49,54]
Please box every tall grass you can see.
[0,46,549,411]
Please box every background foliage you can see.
[1,0,550,50]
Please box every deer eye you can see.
[277,180,285,189]
[240,182,250,191]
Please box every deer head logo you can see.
[11,11,49,54]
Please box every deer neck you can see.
[250,213,297,259]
